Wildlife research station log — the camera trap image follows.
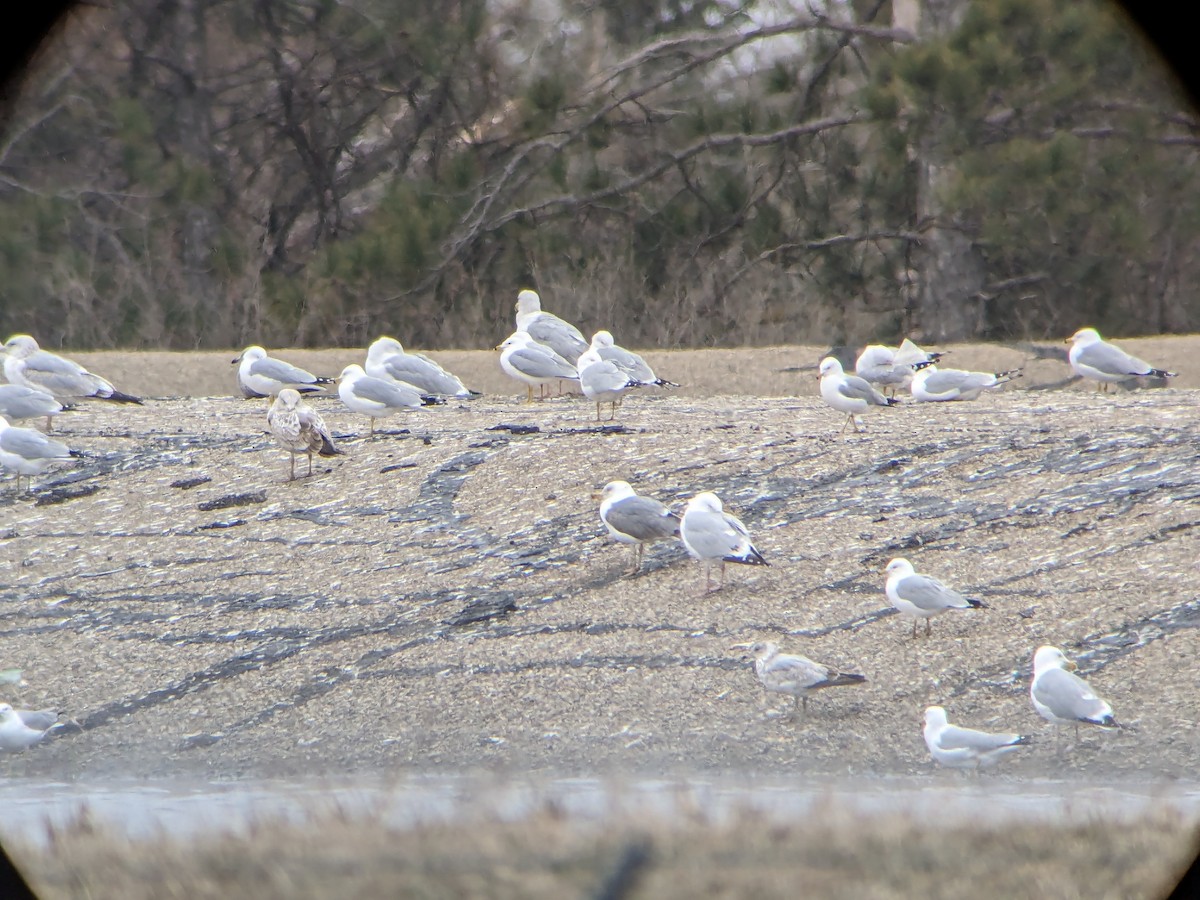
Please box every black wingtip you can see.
[885,396,900,406]
[726,548,769,566]
[1150,368,1177,379]
[1013,734,1034,746]
[967,598,988,609]
[314,376,335,385]
[655,379,681,388]
[421,396,447,406]
[105,390,144,404]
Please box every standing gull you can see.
[884,558,986,638]
[266,388,342,481]
[733,641,865,718]
[1066,327,1177,391]
[365,336,480,399]
[855,339,943,396]
[496,331,580,402]
[1030,645,1120,742]
[233,346,333,399]
[337,364,444,435]
[0,703,59,752]
[818,356,897,434]
[910,364,1021,402]
[577,331,678,389]
[0,415,77,492]
[514,289,588,365]
[922,706,1030,771]
[680,491,768,593]
[2,334,142,405]
[0,384,68,431]
[579,360,640,421]
[597,480,681,575]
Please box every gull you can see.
[579,360,640,421]
[818,356,897,434]
[1030,645,1120,742]
[0,703,60,752]
[923,706,1031,771]
[0,415,77,492]
[496,331,580,402]
[855,339,944,395]
[233,346,333,399]
[733,641,866,718]
[577,331,678,389]
[0,384,68,432]
[266,388,342,481]
[680,491,768,593]
[911,364,1021,401]
[1066,327,1177,391]
[597,480,680,575]
[884,558,986,638]
[364,336,480,399]
[337,364,444,435]
[2,334,142,405]
[514,289,588,365]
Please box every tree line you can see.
[0,0,1196,351]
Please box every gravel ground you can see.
[0,343,1198,783]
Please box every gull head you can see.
[0,703,15,723]
[234,345,267,366]
[367,336,404,360]
[687,491,724,514]
[818,357,844,377]
[924,706,949,729]
[516,289,542,315]
[1067,327,1102,346]
[275,388,303,410]
[1033,645,1077,675]
[885,557,914,578]
[3,335,39,359]
[338,364,366,383]
[592,331,616,349]
[600,480,635,503]
[732,640,778,661]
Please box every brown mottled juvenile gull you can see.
[733,641,865,718]
[818,356,897,434]
[0,414,76,492]
[884,558,986,638]
[337,364,443,436]
[680,491,767,593]
[910,364,1021,401]
[234,346,333,399]
[514,289,588,365]
[496,331,580,402]
[0,384,68,431]
[365,336,480,399]
[598,480,680,574]
[923,706,1031,771]
[266,388,342,481]
[1066,327,1176,391]
[1030,645,1120,742]
[2,334,142,405]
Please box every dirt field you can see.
[2,338,1199,895]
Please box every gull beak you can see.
[231,353,242,365]
[1062,336,1073,344]
[1066,660,1078,672]
[494,341,505,351]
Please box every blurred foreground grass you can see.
[10,803,1198,899]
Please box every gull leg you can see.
[369,417,376,437]
[287,453,295,482]
[925,619,932,637]
[596,402,602,422]
[839,414,852,436]
[911,619,919,639]
[306,451,314,478]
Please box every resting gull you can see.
[680,491,768,593]
[337,364,444,435]
[598,480,680,574]
[855,339,943,395]
[923,706,1031,771]
[497,331,580,402]
[910,364,1021,402]
[365,336,479,399]
[884,558,986,637]
[2,334,142,405]
[577,331,677,389]
[818,356,897,434]
[266,388,342,481]
[233,346,333,398]
[580,360,640,420]
[733,641,865,717]
[1066,327,1176,391]
[0,384,68,431]
[0,414,77,492]
[0,703,60,752]
[1030,645,1120,742]
[514,289,588,365]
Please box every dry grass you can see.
[10,804,1198,900]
